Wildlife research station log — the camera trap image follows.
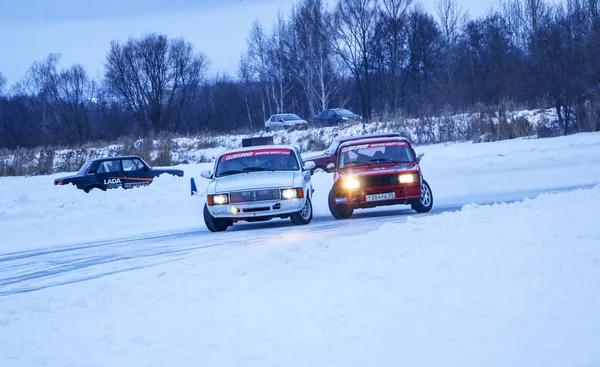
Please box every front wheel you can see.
[411,179,433,213]
[328,189,354,219]
[290,198,313,225]
[203,204,230,232]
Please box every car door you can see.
[274,115,285,129]
[326,110,337,125]
[121,158,153,189]
[96,159,124,189]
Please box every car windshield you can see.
[325,140,340,155]
[338,141,414,169]
[281,114,301,121]
[215,148,300,177]
[77,161,92,175]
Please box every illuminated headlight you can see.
[212,194,229,205]
[399,174,415,184]
[281,188,298,200]
[342,178,360,189]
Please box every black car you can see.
[313,108,362,126]
[54,155,184,193]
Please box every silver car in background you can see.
[264,113,308,132]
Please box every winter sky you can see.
[0,0,494,86]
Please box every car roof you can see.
[218,144,300,155]
[338,136,412,149]
[88,155,144,163]
[334,133,404,143]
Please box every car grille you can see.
[229,189,280,203]
[361,174,399,187]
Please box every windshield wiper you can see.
[242,167,266,172]
[368,158,401,164]
[342,161,370,168]
[217,170,243,177]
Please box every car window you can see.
[336,109,353,115]
[215,149,299,177]
[122,159,144,171]
[98,160,122,173]
[281,114,301,121]
[339,142,414,168]
[77,161,92,175]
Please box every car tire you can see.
[84,185,103,193]
[290,197,313,225]
[411,179,433,213]
[265,126,271,133]
[328,189,354,219]
[203,204,229,232]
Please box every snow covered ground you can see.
[1,132,599,253]
[1,132,600,366]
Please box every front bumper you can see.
[208,198,306,219]
[334,183,422,208]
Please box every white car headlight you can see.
[211,194,228,205]
[281,188,299,200]
[399,174,415,184]
[342,178,360,189]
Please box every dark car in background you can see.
[304,133,404,174]
[54,155,184,193]
[313,108,362,126]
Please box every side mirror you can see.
[416,153,425,163]
[303,161,316,171]
[327,163,336,172]
[200,170,212,179]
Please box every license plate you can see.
[366,192,396,202]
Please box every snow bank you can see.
[1,184,599,367]
[0,108,558,176]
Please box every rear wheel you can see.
[203,204,230,232]
[84,185,102,193]
[265,126,271,132]
[411,180,433,213]
[328,189,354,219]
[290,198,313,225]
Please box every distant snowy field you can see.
[1,132,600,367]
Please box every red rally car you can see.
[327,136,433,219]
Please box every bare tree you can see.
[333,0,380,122]
[268,12,295,114]
[374,0,412,112]
[436,0,467,45]
[290,0,341,117]
[21,54,96,143]
[105,33,208,134]
[244,20,274,121]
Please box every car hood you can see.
[339,163,418,177]
[211,171,301,193]
[54,174,82,182]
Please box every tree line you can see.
[1,0,599,150]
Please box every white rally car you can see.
[199,145,316,232]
